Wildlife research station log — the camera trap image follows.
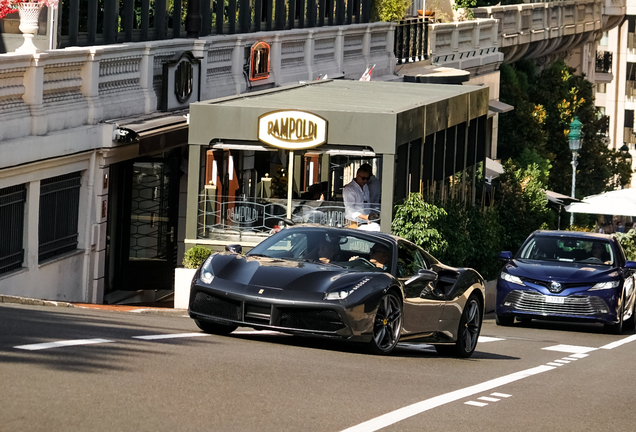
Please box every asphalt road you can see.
[1,303,635,432]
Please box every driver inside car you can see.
[349,243,390,271]
[591,242,611,265]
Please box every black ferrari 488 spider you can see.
[188,226,485,357]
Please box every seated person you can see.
[317,240,340,263]
[590,242,611,264]
[349,243,390,271]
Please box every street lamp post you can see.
[568,117,582,226]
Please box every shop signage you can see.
[257,110,328,150]
[228,206,259,224]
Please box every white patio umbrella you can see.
[565,188,636,216]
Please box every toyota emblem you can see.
[549,281,562,293]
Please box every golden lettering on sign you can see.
[257,110,328,150]
[267,118,318,143]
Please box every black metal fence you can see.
[0,184,26,275]
[596,51,613,74]
[58,0,371,48]
[394,17,428,65]
[39,172,82,262]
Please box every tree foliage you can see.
[498,59,632,201]
[391,193,447,257]
[371,0,411,22]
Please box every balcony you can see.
[596,50,613,82]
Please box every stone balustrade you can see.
[472,0,625,64]
[0,22,394,146]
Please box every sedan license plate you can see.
[545,296,565,304]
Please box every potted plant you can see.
[174,245,213,309]
[0,0,59,53]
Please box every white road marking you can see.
[600,334,636,350]
[569,353,589,358]
[478,396,500,402]
[542,344,597,354]
[339,365,555,432]
[491,393,511,398]
[478,336,506,343]
[553,359,570,364]
[14,338,113,351]
[132,333,210,340]
[546,362,564,367]
[563,357,578,361]
[465,401,488,407]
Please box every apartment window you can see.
[38,172,82,262]
[597,83,607,94]
[625,110,634,129]
[600,31,609,47]
[0,184,26,275]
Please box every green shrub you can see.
[183,245,213,269]
[391,193,448,257]
[372,0,411,22]
[614,229,636,261]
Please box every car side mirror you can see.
[498,251,512,261]
[625,261,636,269]
[416,269,438,282]
[225,244,242,254]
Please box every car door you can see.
[397,240,444,336]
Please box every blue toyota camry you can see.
[496,230,636,334]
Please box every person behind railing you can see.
[343,165,380,232]
[360,163,381,213]
[301,183,322,200]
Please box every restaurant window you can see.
[597,83,606,94]
[39,172,82,262]
[0,184,26,275]
[197,145,382,241]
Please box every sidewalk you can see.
[0,294,187,317]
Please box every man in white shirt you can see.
[343,165,378,230]
[360,163,381,212]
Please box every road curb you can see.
[0,294,187,317]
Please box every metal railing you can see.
[38,172,81,262]
[198,195,380,239]
[394,17,429,65]
[0,184,26,275]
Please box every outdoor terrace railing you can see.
[198,195,380,240]
[394,17,429,65]
[0,21,394,146]
[595,50,612,73]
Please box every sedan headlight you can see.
[500,272,526,286]
[200,255,215,284]
[589,280,620,291]
[324,277,371,300]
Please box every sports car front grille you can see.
[191,292,242,320]
[504,290,608,316]
[279,309,346,332]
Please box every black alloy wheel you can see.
[495,314,515,326]
[624,302,636,331]
[436,294,482,358]
[368,292,402,355]
[195,319,238,335]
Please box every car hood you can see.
[507,259,619,282]
[209,253,375,292]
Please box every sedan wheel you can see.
[436,294,482,358]
[195,319,238,335]
[605,308,624,335]
[367,292,402,355]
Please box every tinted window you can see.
[397,241,428,277]
[518,236,614,266]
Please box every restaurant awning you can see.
[115,110,189,156]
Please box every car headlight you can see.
[324,277,371,300]
[589,280,620,291]
[200,255,215,284]
[500,272,525,286]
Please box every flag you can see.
[359,64,375,81]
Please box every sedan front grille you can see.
[279,309,346,332]
[504,290,608,316]
[191,292,242,321]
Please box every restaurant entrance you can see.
[106,150,181,294]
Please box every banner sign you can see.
[257,110,328,150]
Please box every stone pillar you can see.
[22,53,48,136]
[81,48,103,124]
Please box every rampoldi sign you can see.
[257,110,328,150]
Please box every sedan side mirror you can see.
[625,261,636,269]
[225,244,242,254]
[498,251,513,261]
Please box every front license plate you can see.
[545,296,565,304]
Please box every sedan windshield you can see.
[518,236,614,266]
[247,229,392,272]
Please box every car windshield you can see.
[247,229,392,272]
[518,236,614,266]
